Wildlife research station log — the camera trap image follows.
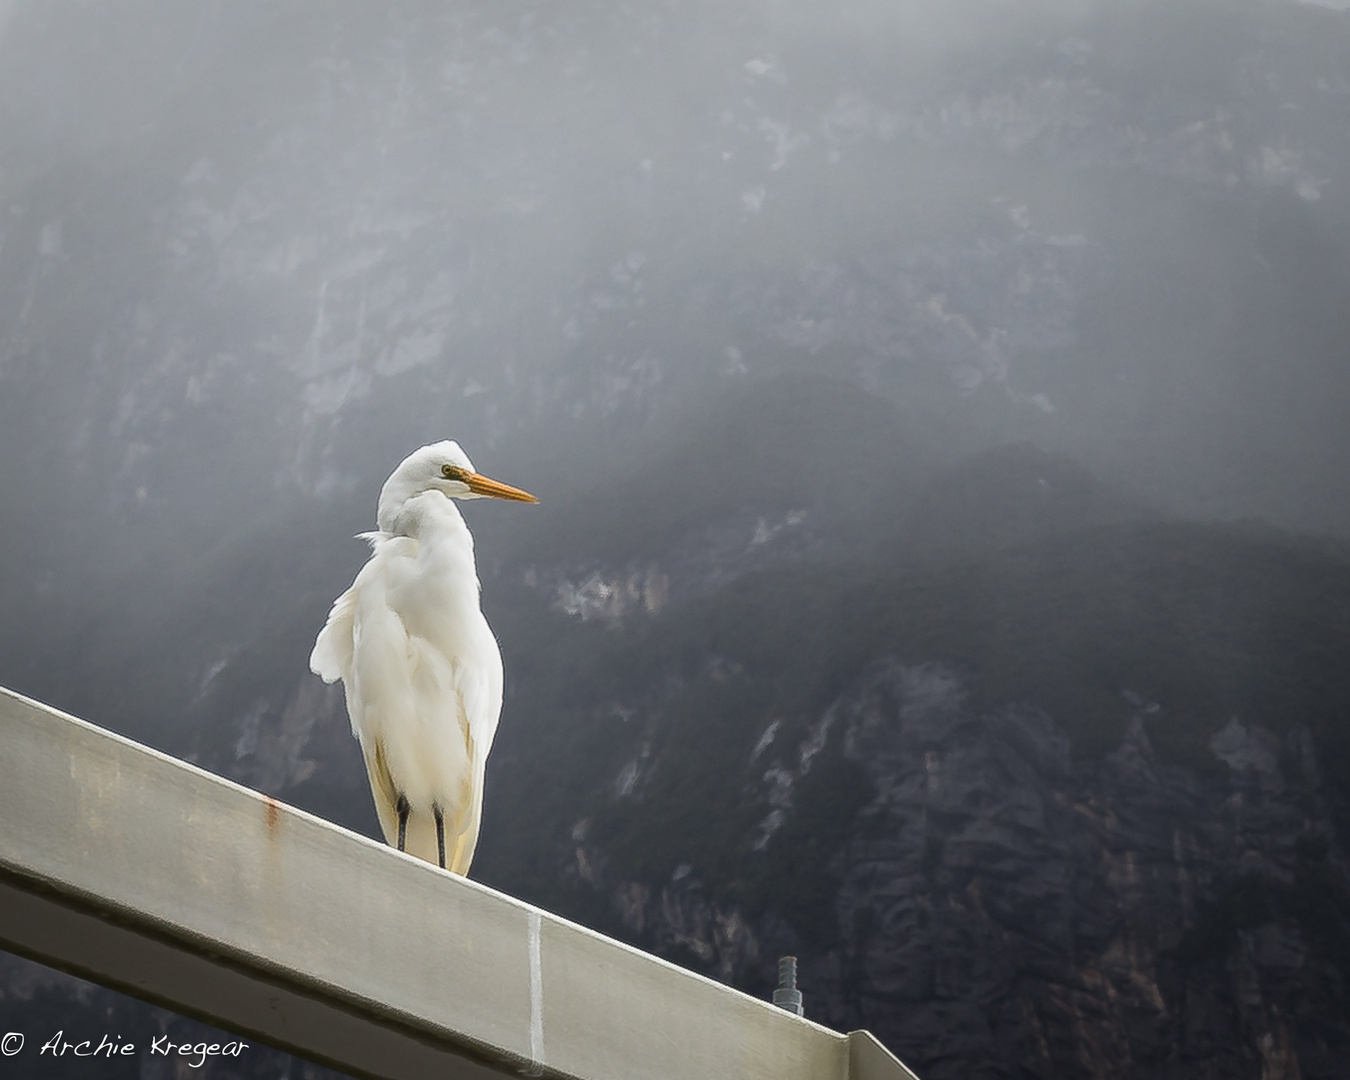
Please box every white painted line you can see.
[528,908,544,1076]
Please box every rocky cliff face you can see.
[3,0,1350,542]
[563,661,1349,1080]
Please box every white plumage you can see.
[310,441,536,873]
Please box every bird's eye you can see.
[442,464,465,480]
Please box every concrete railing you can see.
[0,685,919,1080]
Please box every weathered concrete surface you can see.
[0,685,914,1080]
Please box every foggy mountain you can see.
[2,1,1350,1078]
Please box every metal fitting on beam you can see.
[773,955,803,1017]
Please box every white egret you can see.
[310,441,536,873]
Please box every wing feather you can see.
[446,641,499,874]
[310,535,386,684]
[364,737,401,850]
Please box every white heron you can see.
[310,441,536,873]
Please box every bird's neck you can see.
[390,493,479,580]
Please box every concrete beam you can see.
[0,686,919,1080]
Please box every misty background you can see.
[1,1,1349,1078]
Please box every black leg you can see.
[434,805,446,869]
[396,794,410,852]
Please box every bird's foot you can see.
[433,804,446,870]
[396,794,410,853]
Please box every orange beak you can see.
[464,471,538,503]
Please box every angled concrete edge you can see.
[0,685,921,1080]
[849,1031,924,1080]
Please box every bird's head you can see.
[377,441,537,532]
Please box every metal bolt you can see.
[772,955,803,1017]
